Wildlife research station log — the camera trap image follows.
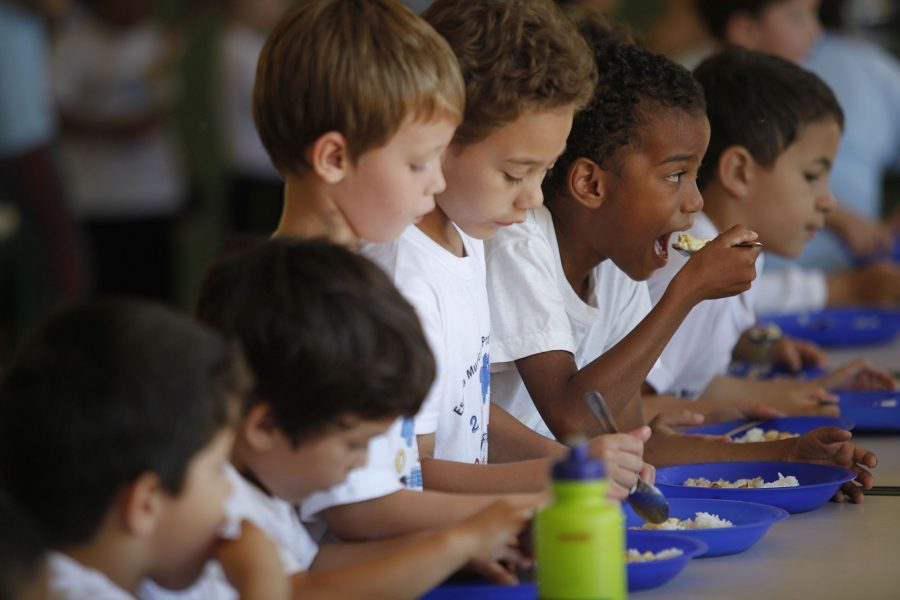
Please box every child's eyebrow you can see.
[656,153,700,166]
[813,157,833,169]
[504,144,567,167]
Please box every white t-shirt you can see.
[365,225,491,465]
[485,206,672,439]
[300,415,422,523]
[49,552,135,599]
[140,464,316,600]
[51,13,185,218]
[646,212,762,398]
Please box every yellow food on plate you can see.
[733,428,799,443]
[625,548,684,563]
[672,233,710,252]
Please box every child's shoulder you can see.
[49,552,134,600]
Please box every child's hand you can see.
[815,358,895,391]
[455,498,541,585]
[215,520,289,600]
[702,404,782,425]
[827,206,893,258]
[784,427,877,503]
[760,383,840,417]
[650,409,731,443]
[767,337,828,372]
[673,225,760,303]
[587,428,650,498]
[827,263,900,307]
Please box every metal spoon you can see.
[584,390,670,524]
[672,240,763,259]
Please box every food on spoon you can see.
[672,233,710,253]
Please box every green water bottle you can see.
[535,441,626,600]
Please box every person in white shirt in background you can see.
[52,0,186,303]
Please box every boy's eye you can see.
[804,172,822,183]
[665,171,685,184]
[410,163,426,173]
[503,172,524,185]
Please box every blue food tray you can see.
[760,308,900,347]
[625,498,788,557]
[684,416,855,438]
[655,462,857,513]
[837,390,900,431]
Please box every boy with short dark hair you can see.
[647,47,893,417]
[253,0,464,246]
[181,238,536,598]
[0,300,250,599]
[696,0,900,310]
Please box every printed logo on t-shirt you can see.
[397,417,423,490]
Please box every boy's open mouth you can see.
[654,233,671,260]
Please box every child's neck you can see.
[700,181,753,238]
[552,205,606,303]
[416,207,466,257]
[275,175,361,249]
[61,532,146,594]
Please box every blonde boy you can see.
[253,0,463,246]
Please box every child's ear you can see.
[241,403,280,452]
[121,473,164,537]
[725,12,762,50]
[308,131,350,183]
[567,157,605,209]
[717,145,755,200]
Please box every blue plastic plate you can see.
[419,532,705,598]
[760,308,900,347]
[655,462,857,513]
[684,416,855,438]
[837,390,900,431]
[624,498,788,557]
[625,531,706,592]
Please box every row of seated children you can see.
[0,0,885,598]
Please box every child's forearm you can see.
[319,489,495,541]
[488,403,566,463]
[292,527,478,600]
[420,457,550,494]
[312,533,428,570]
[645,431,792,466]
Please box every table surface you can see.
[638,338,900,599]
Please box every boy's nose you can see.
[430,165,447,196]
[817,183,837,213]
[516,184,544,210]
[683,185,704,214]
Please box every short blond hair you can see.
[423,0,597,146]
[253,0,465,175]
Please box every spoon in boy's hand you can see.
[672,233,763,259]
[584,391,669,523]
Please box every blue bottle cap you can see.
[552,443,606,481]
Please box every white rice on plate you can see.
[637,511,734,530]
[684,473,800,488]
[625,548,684,563]
[733,428,798,443]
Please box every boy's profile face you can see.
[597,108,709,281]
[742,117,840,257]
[147,429,235,591]
[438,106,576,240]
[736,0,822,64]
[259,416,394,504]
[337,116,457,244]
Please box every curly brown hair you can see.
[423,0,597,146]
[253,0,464,175]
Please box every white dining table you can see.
[636,339,900,599]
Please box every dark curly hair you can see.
[423,0,597,145]
[694,47,844,190]
[543,30,705,203]
[696,0,785,40]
